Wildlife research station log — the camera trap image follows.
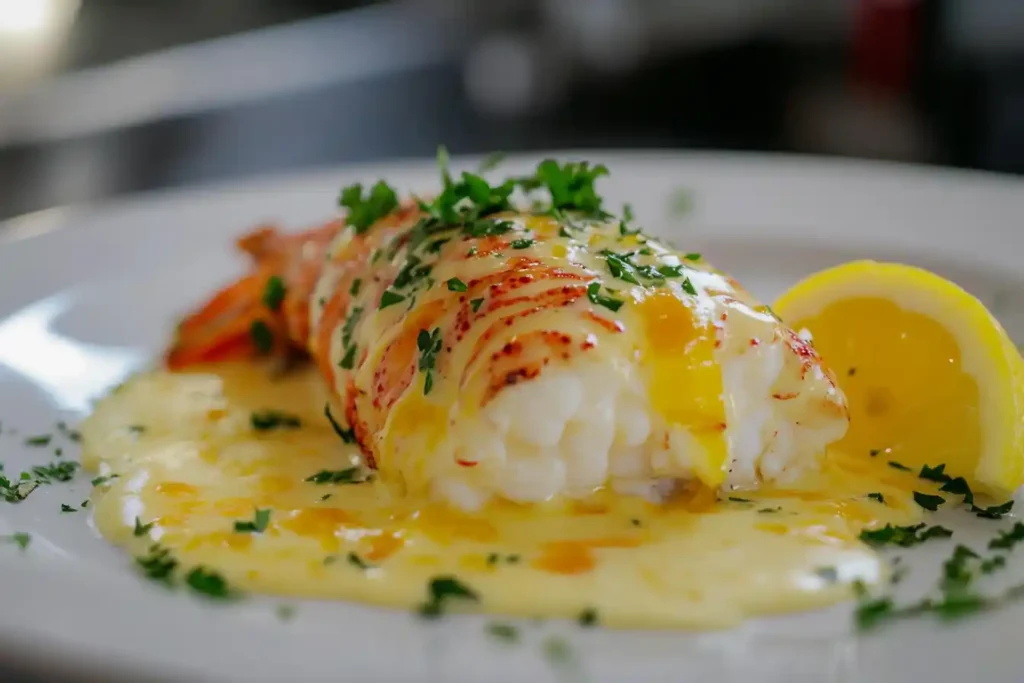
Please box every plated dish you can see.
[1,152,1023,682]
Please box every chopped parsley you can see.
[859,523,952,548]
[261,276,286,311]
[250,410,301,431]
[305,467,364,485]
[5,532,30,550]
[347,552,373,570]
[379,290,405,309]
[233,508,271,533]
[542,636,574,667]
[940,477,974,505]
[133,517,155,537]
[578,607,599,626]
[485,553,520,566]
[919,464,948,482]
[350,278,362,296]
[323,404,356,444]
[56,421,81,442]
[31,461,79,483]
[24,434,51,447]
[867,492,886,503]
[417,327,443,395]
[340,345,358,370]
[127,425,146,436]
[90,474,119,487]
[887,461,911,472]
[446,277,468,292]
[470,298,484,312]
[510,238,534,249]
[680,277,698,296]
[136,543,178,583]
[989,522,1024,551]
[683,252,702,261]
[485,622,519,642]
[586,282,623,313]
[249,320,274,354]
[913,492,945,511]
[418,575,479,618]
[727,496,752,503]
[276,604,297,621]
[339,180,399,233]
[973,500,1013,519]
[0,475,37,502]
[981,556,1006,574]
[60,503,77,513]
[477,151,506,173]
[814,566,839,583]
[186,566,233,600]
[758,507,782,514]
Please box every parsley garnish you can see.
[477,151,506,173]
[859,523,952,547]
[940,477,974,505]
[90,474,119,487]
[815,566,839,583]
[887,461,911,472]
[511,238,534,249]
[305,468,363,485]
[234,508,271,533]
[261,276,286,311]
[446,277,468,292]
[867,492,885,503]
[470,298,484,312]
[127,425,146,435]
[339,180,399,233]
[578,607,598,626]
[136,543,178,583]
[5,532,30,550]
[417,327,443,395]
[24,434,51,447]
[250,410,301,431]
[186,566,233,600]
[418,575,479,618]
[989,522,1024,550]
[60,503,76,513]
[683,252,702,261]
[919,464,948,482]
[379,290,405,309]
[324,404,356,444]
[542,636,574,667]
[276,604,297,621]
[249,320,273,354]
[586,282,623,312]
[973,500,1013,519]
[727,496,752,503]
[913,492,945,511]
[340,345,357,370]
[133,517,155,537]
[347,552,373,570]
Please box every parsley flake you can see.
[233,508,271,533]
[339,180,399,233]
[913,492,945,511]
[919,464,948,482]
[859,523,952,548]
[470,298,484,312]
[324,404,356,444]
[888,461,911,472]
[578,607,599,627]
[24,434,51,447]
[250,410,301,431]
[249,320,274,354]
[446,277,468,292]
[5,532,30,550]
[417,327,443,395]
[586,282,623,313]
[973,500,1013,519]
[418,575,479,618]
[485,622,519,642]
[347,552,374,570]
[510,238,534,250]
[989,522,1024,551]
[261,276,286,311]
[867,492,886,503]
[186,566,233,600]
[133,517,155,537]
[305,468,364,485]
[60,503,76,513]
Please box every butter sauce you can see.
[80,363,927,628]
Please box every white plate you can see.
[1,152,1023,683]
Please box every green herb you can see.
[446,277,468,292]
[418,575,479,618]
[485,622,519,642]
[6,532,30,550]
[90,474,119,487]
[340,345,358,370]
[867,492,885,503]
[727,496,752,503]
[30,461,79,483]
[59,423,82,442]
[941,545,979,592]
[855,596,897,630]
[680,278,698,296]
[276,604,297,621]
[234,508,271,533]
[324,404,356,444]
[349,279,362,296]
[668,188,694,217]
[136,543,178,583]
[133,517,155,537]
[683,253,702,261]
[347,552,373,570]
[981,556,1006,574]
[913,492,945,511]
[990,522,1024,550]
[973,500,1013,519]
[391,254,433,291]
[467,246,478,257]
[339,180,399,233]
[869,449,880,457]
[0,475,37,502]
[24,434,51,447]
[586,282,623,313]
[470,298,484,312]
[578,607,598,626]
[250,410,301,431]
[60,503,76,513]
[919,464,948,482]
[127,425,146,435]
[930,592,987,620]
[379,290,406,309]
[939,477,974,505]
[305,468,363,485]
[887,461,911,472]
[186,566,233,600]
[319,493,332,502]
[510,238,534,250]
[859,523,952,548]
[417,327,443,395]
[250,320,274,354]
[542,636,574,666]
[848,368,858,377]
[477,151,506,173]
[758,507,782,514]
[261,276,286,311]
[81,499,90,508]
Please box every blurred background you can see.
[0,0,1021,221]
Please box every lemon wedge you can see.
[774,260,1024,499]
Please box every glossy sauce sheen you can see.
[82,364,925,628]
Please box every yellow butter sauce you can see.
[82,363,924,629]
